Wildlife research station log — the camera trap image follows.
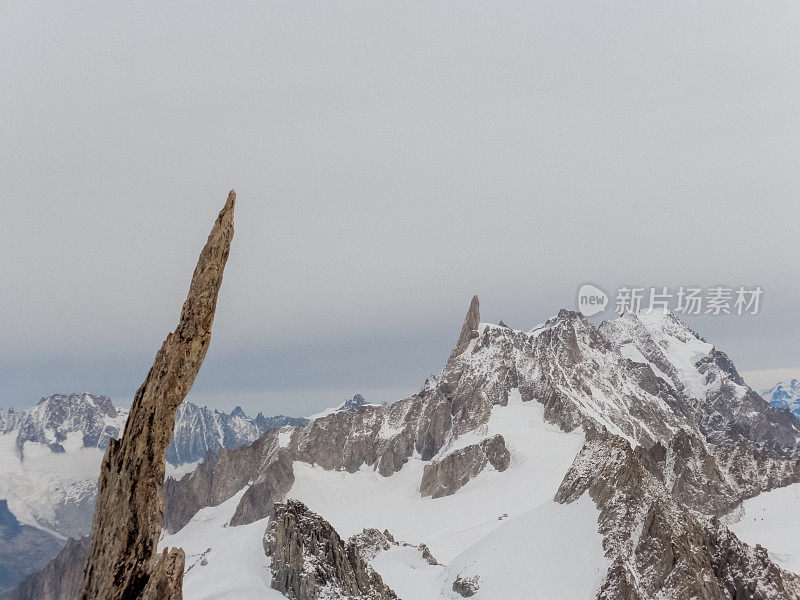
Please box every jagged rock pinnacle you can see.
[79,190,236,600]
[450,295,480,359]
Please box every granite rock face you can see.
[420,434,510,498]
[555,429,800,600]
[349,528,439,565]
[450,295,480,359]
[229,450,295,526]
[263,500,398,600]
[79,191,235,600]
[7,536,90,600]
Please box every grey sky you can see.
[1,2,798,416]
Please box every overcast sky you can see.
[1,2,798,416]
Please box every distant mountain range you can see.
[764,379,800,421]
[0,393,309,595]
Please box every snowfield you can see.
[728,483,800,576]
[160,488,283,600]
[442,495,606,600]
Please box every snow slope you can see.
[291,389,586,563]
[442,495,606,600]
[160,488,284,600]
[728,483,800,576]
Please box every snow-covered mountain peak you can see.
[309,394,376,420]
[764,379,800,420]
[599,310,717,399]
[2,392,129,457]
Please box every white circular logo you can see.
[577,284,608,317]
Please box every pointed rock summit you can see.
[79,190,236,600]
[450,295,480,359]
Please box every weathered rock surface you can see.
[420,434,510,498]
[263,500,398,600]
[450,295,480,359]
[79,191,235,600]
[556,429,800,599]
[349,528,439,565]
[452,574,480,597]
[7,536,90,600]
[229,450,295,526]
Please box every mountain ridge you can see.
[10,299,800,600]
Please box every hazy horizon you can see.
[2,2,799,415]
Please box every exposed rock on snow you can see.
[556,429,800,599]
[348,528,439,565]
[229,450,295,526]
[420,434,510,498]
[80,191,235,600]
[263,500,398,600]
[165,302,800,554]
[451,574,479,597]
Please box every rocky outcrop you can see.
[348,528,438,565]
[229,450,295,526]
[452,575,480,597]
[263,500,398,600]
[556,429,800,599]
[164,428,287,533]
[7,536,90,600]
[634,430,740,516]
[420,434,510,498]
[79,191,235,600]
[340,394,368,412]
[450,295,480,359]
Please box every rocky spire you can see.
[450,295,480,359]
[263,500,398,600]
[79,191,236,600]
